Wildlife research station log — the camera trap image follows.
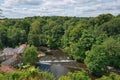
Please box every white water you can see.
[39,60,75,63]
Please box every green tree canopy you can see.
[7,27,26,47]
[96,72,120,80]
[23,45,39,65]
[59,71,91,80]
[85,37,120,76]
[0,66,54,80]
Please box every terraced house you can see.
[0,44,27,72]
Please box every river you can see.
[37,47,90,79]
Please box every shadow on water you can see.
[37,47,97,80]
[38,63,69,80]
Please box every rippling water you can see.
[38,63,69,79]
[38,47,87,79]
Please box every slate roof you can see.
[0,51,2,54]
[0,53,4,57]
[2,48,16,55]
[16,44,26,54]
[0,44,27,56]
[1,57,17,66]
[0,44,26,67]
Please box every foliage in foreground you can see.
[0,66,54,80]
[0,69,91,80]
[96,72,120,80]
[59,71,91,80]
[0,67,120,80]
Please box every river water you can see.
[37,47,88,79]
[38,47,120,80]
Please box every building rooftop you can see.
[2,48,16,55]
[0,44,27,57]
[1,57,17,66]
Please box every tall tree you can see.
[23,45,39,65]
[85,37,120,76]
[7,27,26,47]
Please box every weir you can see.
[39,60,75,63]
[37,47,87,79]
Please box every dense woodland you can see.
[0,14,120,80]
